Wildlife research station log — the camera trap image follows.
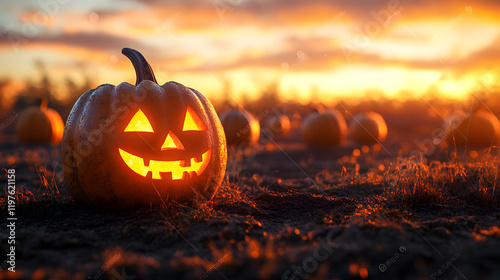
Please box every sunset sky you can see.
[1,0,500,104]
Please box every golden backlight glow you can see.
[118,148,212,180]
[124,109,154,132]
[183,106,207,131]
[1,1,498,104]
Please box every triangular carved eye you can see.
[124,109,154,132]
[182,106,207,131]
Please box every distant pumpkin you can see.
[61,48,227,209]
[263,114,291,136]
[301,109,347,146]
[16,100,64,144]
[349,112,387,144]
[219,109,260,146]
[444,110,500,147]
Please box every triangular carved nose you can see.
[161,131,185,150]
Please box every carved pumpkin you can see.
[301,109,347,146]
[219,109,260,146]
[16,100,64,144]
[444,110,500,147]
[262,114,291,136]
[61,48,227,209]
[349,112,387,144]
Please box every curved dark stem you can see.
[122,48,158,85]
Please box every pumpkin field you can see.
[1,88,500,279]
[2,0,500,279]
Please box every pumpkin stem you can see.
[40,98,48,110]
[122,48,158,85]
[315,103,326,114]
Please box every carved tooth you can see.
[162,172,173,181]
[144,158,151,167]
[182,171,190,180]
[194,154,203,163]
[183,159,191,167]
[179,160,186,167]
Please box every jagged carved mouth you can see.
[118,148,212,180]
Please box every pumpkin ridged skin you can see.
[349,112,387,144]
[62,49,227,209]
[16,106,64,144]
[219,109,260,146]
[445,110,500,147]
[302,110,347,146]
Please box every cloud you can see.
[121,0,500,29]
[0,31,158,55]
[452,35,500,71]
[161,32,500,75]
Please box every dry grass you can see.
[147,144,500,238]
[383,149,500,208]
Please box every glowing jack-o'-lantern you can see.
[61,48,227,209]
[118,106,212,180]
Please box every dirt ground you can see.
[1,114,500,280]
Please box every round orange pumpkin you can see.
[444,110,500,147]
[301,109,347,146]
[219,109,260,146]
[349,112,387,144]
[16,100,64,144]
[61,48,227,209]
[263,114,291,136]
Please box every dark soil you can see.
[0,125,499,280]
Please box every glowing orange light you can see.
[120,107,212,180]
[359,267,368,279]
[124,109,154,132]
[161,131,184,150]
[118,148,212,180]
[183,106,207,131]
